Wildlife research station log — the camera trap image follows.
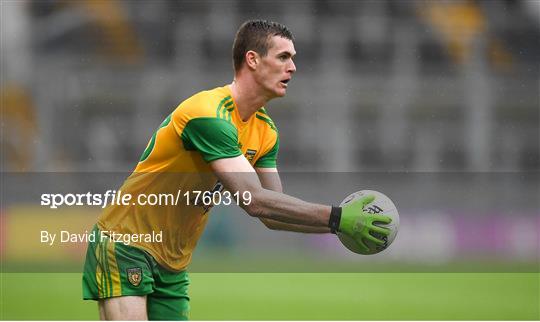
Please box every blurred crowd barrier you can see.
[1,0,538,172]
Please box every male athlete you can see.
[82,20,391,320]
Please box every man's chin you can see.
[266,87,287,99]
[275,89,287,97]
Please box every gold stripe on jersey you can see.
[95,241,103,297]
[103,238,111,297]
[107,240,122,297]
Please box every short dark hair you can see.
[232,20,294,72]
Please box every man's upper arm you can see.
[209,156,263,201]
[180,117,242,162]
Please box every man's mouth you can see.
[280,79,291,87]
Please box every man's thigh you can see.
[82,226,154,300]
[146,267,190,320]
[99,296,147,320]
[83,225,191,320]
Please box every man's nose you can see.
[288,60,296,74]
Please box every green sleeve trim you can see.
[181,117,242,162]
[255,136,279,168]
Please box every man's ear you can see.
[245,51,259,70]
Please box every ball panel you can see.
[338,190,399,255]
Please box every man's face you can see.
[253,36,296,98]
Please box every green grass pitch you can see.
[1,273,538,320]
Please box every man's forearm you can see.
[254,168,330,232]
[260,218,331,233]
[210,157,331,228]
[245,188,331,227]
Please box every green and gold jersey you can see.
[98,85,279,271]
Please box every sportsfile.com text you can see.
[40,190,252,209]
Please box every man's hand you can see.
[338,195,392,253]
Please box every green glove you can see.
[338,195,392,253]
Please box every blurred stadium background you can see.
[1,0,539,320]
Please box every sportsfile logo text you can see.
[41,190,132,209]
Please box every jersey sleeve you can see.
[180,117,242,162]
[254,136,279,168]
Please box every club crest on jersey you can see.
[127,268,142,286]
[245,149,257,162]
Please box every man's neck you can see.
[229,76,271,122]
